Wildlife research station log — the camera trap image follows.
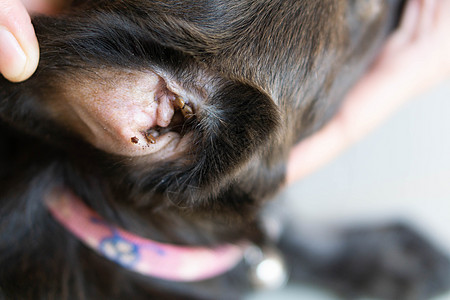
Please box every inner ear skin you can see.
[49,69,191,158]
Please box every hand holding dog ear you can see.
[287,0,450,185]
[0,0,65,82]
[2,0,448,186]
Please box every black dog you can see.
[1,1,449,299]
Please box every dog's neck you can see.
[44,188,245,282]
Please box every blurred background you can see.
[246,79,450,300]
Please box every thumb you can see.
[0,0,39,82]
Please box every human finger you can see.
[0,0,39,82]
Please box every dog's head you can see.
[0,0,402,237]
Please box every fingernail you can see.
[0,26,27,82]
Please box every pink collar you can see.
[45,188,245,282]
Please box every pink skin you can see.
[0,0,67,82]
[56,70,186,157]
[157,93,175,127]
[0,0,39,82]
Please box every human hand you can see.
[286,0,450,185]
[0,0,65,82]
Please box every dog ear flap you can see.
[127,79,282,203]
[43,68,202,157]
[192,80,281,188]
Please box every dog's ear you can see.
[109,77,282,204]
[0,12,203,151]
[0,11,282,205]
[35,67,203,157]
[158,80,281,198]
